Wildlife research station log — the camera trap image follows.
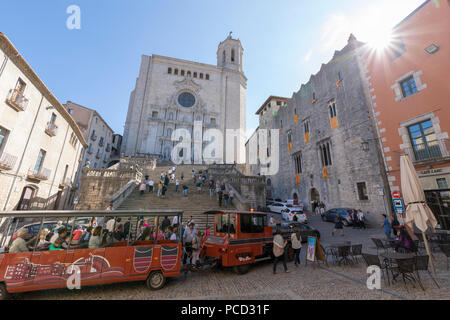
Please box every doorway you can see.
[310,188,320,202]
[17,186,36,210]
[293,193,299,205]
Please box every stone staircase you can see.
[117,164,231,231]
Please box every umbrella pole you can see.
[422,231,436,274]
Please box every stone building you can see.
[122,34,247,164]
[266,35,391,221]
[0,33,87,211]
[64,101,114,170]
[364,0,450,229]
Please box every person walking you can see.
[390,215,400,236]
[382,214,393,240]
[273,229,290,274]
[351,210,359,229]
[223,192,229,208]
[161,184,167,198]
[191,230,203,266]
[357,210,366,230]
[181,172,184,181]
[209,180,214,197]
[291,228,302,267]
[218,189,223,207]
[176,179,180,193]
[192,169,195,178]
[332,214,345,236]
[269,215,276,226]
[229,189,234,207]
[149,179,154,193]
[139,181,146,195]
[182,184,188,197]
[157,182,163,197]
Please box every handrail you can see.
[109,179,138,210]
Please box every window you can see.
[400,76,418,98]
[181,70,185,76]
[287,131,292,144]
[293,152,302,174]
[240,214,264,233]
[329,101,337,118]
[34,149,46,174]
[319,141,332,166]
[210,117,216,124]
[68,109,73,115]
[408,120,441,161]
[231,49,235,62]
[437,178,448,189]
[0,126,10,157]
[276,101,281,106]
[206,74,210,80]
[174,69,178,75]
[178,92,196,108]
[168,112,174,120]
[62,165,69,184]
[166,128,173,137]
[193,72,197,78]
[304,121,310,134]
[200,73,204,79]
[215,214,236,234]
[152,111,159,118]
[357,182,369,200]
[15,78,26,93]
[187,71,191,77]
[168,67,172,74]
[50,113,57,124]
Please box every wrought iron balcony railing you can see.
[45,122,58,137]
[407,139,450,163]
[0,153,18,171]
[5,89,29,112]
[27,167,51,181]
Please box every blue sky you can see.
[1,0,425,136]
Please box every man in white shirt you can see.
[149,179,154,192]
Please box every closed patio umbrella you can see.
[400,154,438,273]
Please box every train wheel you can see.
[146,271,166,290]
[233,264,250,275]
[0,283,9,300]
[286,244,294,262]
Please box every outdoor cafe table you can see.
[380,252,415,284]
[328,242,352,265]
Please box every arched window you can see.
[187,71,191,77]
[231,49,235,62]
[193,72,197,78]
[222,50,226,64]
[200,73,204,79]
[174,69,178,75]
[168,67,172,74]
[206,74,210,80]
[168,112,174,120]
[181,70,185,76]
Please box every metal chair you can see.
[350,244,363,264]
[415,255,439,289]
[371,238,391,255]
[439,244,450,271]
[336,245,352,266]
[396,257,425,292]
[324,246,338,264]
[362,253,390,286]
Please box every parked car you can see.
[272,222,320,242]
[281,209,307,223]
[267,202,287,213]
[283,199,304,210]
[321,208,354,226]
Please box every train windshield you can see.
[215,214,236,234]
[240,214,265,234]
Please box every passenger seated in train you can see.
[9,228,31,253]
[49,237,65,251]
[89,226,103,248]
[37,229,50,250]
[113,224,125,242]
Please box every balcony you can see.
[407,139,450,166]
[105,145,111,152]
[5,89,29,112]
[59,178,72,189]
[90,134,97,141]
[98,140,104,147]
[95,152,101,159]
[0,153,18,171]
[45,122,58,137]
[27,168,51,182]
[87,148,93,155]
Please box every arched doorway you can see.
[293,193,299,205]
[310,188,320,202]
[17,186,37,210]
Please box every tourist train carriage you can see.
[0,210,183,299]
[202,210,294,274]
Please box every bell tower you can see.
[217,32,244,72]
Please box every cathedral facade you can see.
[122,35,247,164]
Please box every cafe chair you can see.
[439,244,450,271]
[350,244,363,264]
[371,238,392,255]
[324,246,338,264]
[396,257,425,292]
[415,255,439,289]
[336,245,352,266]
[362,253,390,286]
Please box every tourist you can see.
[183,222,196,264]
[172,166,176,173]
[291,227,302,267]
[229,189,234,207]
[9,228,31,253]
[172,215,179,227]
[273,229,290,274]
[218,189,223,207]
[161,184,167,198]
[381,214,393,240]
[223,191,229,208]
[62,235,71,249]
[157,182,163,197]
[71,226,83,245]
[192,169,195,178]
[183,184,188,197]
[89,226,103,248]
[171,173,175,182]
[191,230,203,266]
[352,210,359,229]
[170,227,178,241]
[139,181,146,195]
[106,217,116,233]
[209,180,214,197]
[37,229,50,249]
[52,221,64,233]
[332,214,345,236]
[269,215,275,226]
[82,227,92,242]
[123,218,131,239]
[181,172,184,181]
[357,210,366,229]
[49,238,65,251]
[50,228,67,244]
[197,181,202,193]
[193,175,197,184]
[161,216,171,233]
[390,216,400,236]
[113,224,125,242]
[138,227,151,241]
[164,174,170,186]
[176,179,180,193]
[149,179,154,193]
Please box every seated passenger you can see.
[89,226,103,248]
[138,227,151,241]
[62,235,72,249]
[50,228,67,244]
[49,237,65,251]
[170,227,178,241]
[9,228,31,253]
[71,226,84,245]
[113,224,125,242]
[37,229,50,250]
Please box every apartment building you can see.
[0,33,87,211]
